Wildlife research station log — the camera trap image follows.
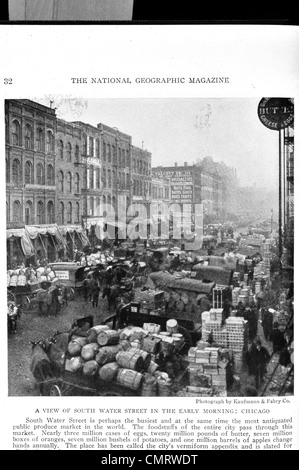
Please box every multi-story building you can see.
[5,99,59,263]
[132,145,152,205]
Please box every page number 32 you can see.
[4,78,13,85]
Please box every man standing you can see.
[270,323,287,354]
[254,340,270,389]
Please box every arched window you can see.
[82,134,87,155]
[112,170,116,189]
[6,158,10,183]
[107,143,111,163]
[126,150,130,167]
[83,170,87,190]
[36,128,44,152]
[59,202,64,225]
[102,195,106,205]
[112,196,116,209]
[96,168,100,189]
[121,172,125,190]
[25,201,33,225]
[25,124,33,150]
[126,173,130,190]
[5,119,9,144]
[133,159,136,173]
[75,202,80,223]
[66,142,72,161]
[112,145,117,165]
[74,173,80,193]
[96,138,100,159]
[46,131,54,153]
[36,162,45,185]
[58,140,64,159]
[89,137,94,157]
[6,201,9,223]
[25,161,34,184]
[13,200,22,222]
[103,142,107,161]
[36,201,45,224]
[118,148,122,166]
[107,195,111,206]
[89,165,94,189]
[122,149,126,167]
[47,164,54,186]
[12,120,21,146]
[47,201,55,224]
[67,202,72,224]
[107,169,111,188]
[66,172,72,193]
[75,144,80,162]
[58,171,64,192]
[12,159,21,186]
[102,169,106,188]
[89,197,94,216]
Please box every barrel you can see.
[166,319,179,335]
[116,369,144,391]
[147,361,159,375]
[172,333,184,350]
[95,341,130,365]
[128,348,151,369]
[116,350,144,371]
[87,325,110,343]
[143,323,161,335]
[97,330,120,346]
[141,373,157,396]
[98,362,119,382]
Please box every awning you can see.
[25,224,66,250]
[58,225,90,247]
[6,228,35,257]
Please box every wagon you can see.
[48,262,87,299]
[7,281,41,311]
[30,315,140,397]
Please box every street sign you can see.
[258,98,294,130]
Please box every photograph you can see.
[6,96,294,399]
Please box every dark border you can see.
[1,1,299,24]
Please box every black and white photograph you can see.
[5,96,294,399]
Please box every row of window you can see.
[7,121,150,174]
[7,158,55,186]
[7,200,80,226]
[152,186,170,200]
[132,158,151,176]
[133,179,151,198]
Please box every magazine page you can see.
[0,24,298,455]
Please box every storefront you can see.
[25,224,67,263]
[6,228,35,268]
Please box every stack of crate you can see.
[187,346,229,394]
[201,310,228,347]
[225,317,248,351]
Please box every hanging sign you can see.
[258,98,294,130]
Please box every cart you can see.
[7,281,41,311]
[48,262,87,299]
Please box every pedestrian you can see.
[82,275,92,301]
[244,307,257,341]
[246,340,258,375]
[91,280,101,308]
[254,340,270,389]
[261,308,273,342]
[270,322,287,354]
[236,301,245,317]
[256,289,264,310]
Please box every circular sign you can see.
[258,98,294,130]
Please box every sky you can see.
[36,97,280,190]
